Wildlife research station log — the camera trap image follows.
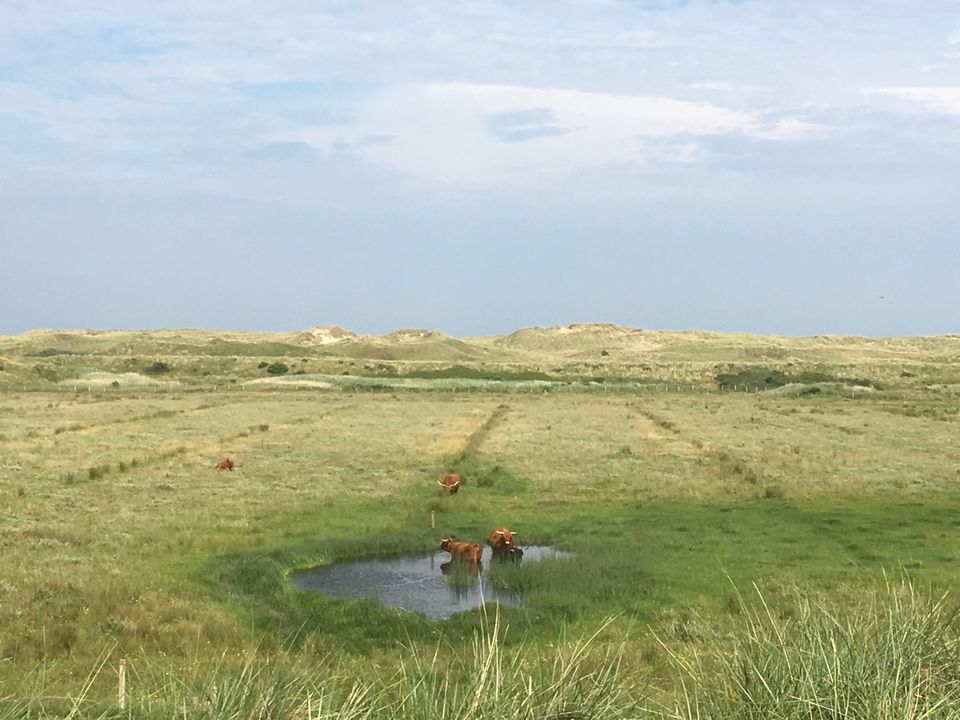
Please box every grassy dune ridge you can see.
[1,324,959,716]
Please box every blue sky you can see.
[1,1,958,336]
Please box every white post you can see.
[118,658,127,710]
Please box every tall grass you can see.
[5,582,960,718]
[4,613,637,719]
[660,576,960,719]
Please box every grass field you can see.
[2,326,960,717]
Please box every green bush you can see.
[717,366,882,392]
[265,362,289,375]
[144,361,171,375]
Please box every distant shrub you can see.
[763,484,786,499]
[844,376,882,389]
[259,424,269,432]
[717,366,881,392]
[406,365,552,381]
[265,362,289,375]
[257,362,269,369]
[26,348,76,357]
[145,361,171,375]
[32,364,61,382]
[717,368,789,390]
[111,380,120,388]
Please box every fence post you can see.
[118,658,127,710]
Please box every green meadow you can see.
[1,326,960,717]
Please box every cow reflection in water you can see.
[493,546,524,562]
[439,560,481,577]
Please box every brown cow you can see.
[440,538,483,564]
[437,472,461,494]
[216,458,235,471]
[488,527,523,561]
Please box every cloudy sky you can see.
[2,1,958,336]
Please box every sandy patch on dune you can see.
[244,378,333,388]
[66,372,179,388]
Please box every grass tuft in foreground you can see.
[1,613,637,720]
[660,576,960,719]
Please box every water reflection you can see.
[291,545,571,620]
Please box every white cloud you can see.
[282,83,823,185]
[690,81,769,93]
[754,118,832,141]
[863,86,960,115]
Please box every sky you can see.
[1,1,959,337]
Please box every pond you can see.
[291,545,571,620]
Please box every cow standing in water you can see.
[488,527,523,561]
[438,472,461,494]
[440,538,483,566]
[216,458,235,471]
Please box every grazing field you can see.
[2,326,960,717]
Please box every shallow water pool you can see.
[291,545,571,620]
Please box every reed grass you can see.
[3,613,639,719]
[6,580,959,718]
[659,576,960,719]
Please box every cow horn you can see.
[437,481,445,486]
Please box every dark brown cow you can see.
[440,538,482,564]
[216,458,235,471]
[488,527,523,561]
[438,472,461,494]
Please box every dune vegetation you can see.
[1,324,959,717]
